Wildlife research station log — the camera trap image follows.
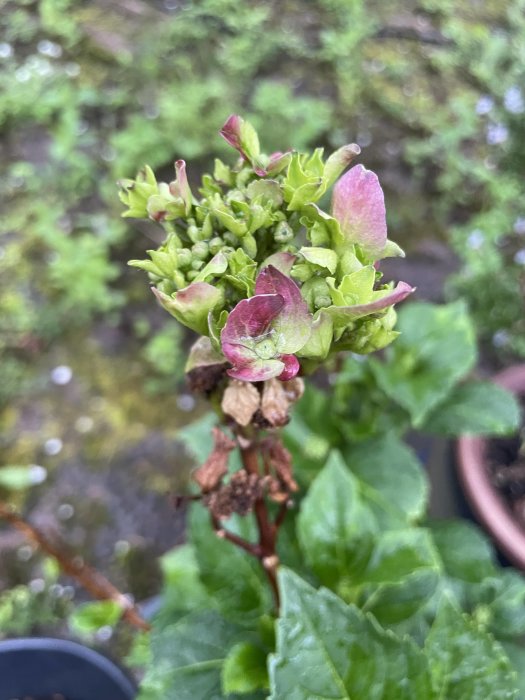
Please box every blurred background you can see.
[1,0,524,640]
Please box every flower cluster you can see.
[121,115,414,382]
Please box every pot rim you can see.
[456,364,525,569]
[0,636,136,697]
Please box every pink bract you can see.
[220,266,313,382]
[331,164,387,258]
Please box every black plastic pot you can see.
[0,637,136,700]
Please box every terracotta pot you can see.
[457,365,525,569]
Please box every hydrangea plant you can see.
[122,115,413,383]
[120,114,414,611]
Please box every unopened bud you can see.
[191,259,205,271]
[274,221,294,243]
[223,232,239,246]
[315,295,332,309]
[209,237,224,254]
[192,241,209,260]
[176,248,192,269]
[187,224,201,243]
[242,234,257,258]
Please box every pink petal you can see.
[331,164,387,258]
[221,294,284,346]
[261,252,296,276]
[227,358,285,382]
[255,266,312,353]
[219,115,246,160]
[169,160,192,212]
[277,354,300,381]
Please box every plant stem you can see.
[239,438,280,609]
[0,502,150,632]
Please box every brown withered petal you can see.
[266,477,289,504]
[192,427,235,493]
[260,377,302,428]
[265,438,298,494]
[260,378,289,427]
[205,470,268,519]
[221,379,261,427]
[282,377,305,403]
[187,363,228,394]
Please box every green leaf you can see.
[371,302,476,426]
[138,610,247,700]
[0,465,47,491]
[158,544,211,620]
[346,434,428,527]
[190,507,273,625]
[423,381,521,436]
[299,246,338,274]
[500,640,525,698]
[222,642,268,695]
[482,570,525,638]
[425,596,518,699]
[297,451,377,587]
[69,600,122,636]
[430,520,496,584]
[270,569,433,699]
[357,529,441,625]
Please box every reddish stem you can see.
[240,440,280,609]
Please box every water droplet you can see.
[50,365,73,385]
[177,394,196,412]
[467,229,485,249]
[513,217,525,235]
[15,67,31,82]
[514,249,525,265]
[486,122,509,145]
[65,62,81,77]
[37,39,62,58]
[29,464,47,485]
[114,540,131,556]
[493,330,510,348]
[476,95,494,115]
[96,625,113,641]
[57,503,75,521]
[0,42,13,59]
[29,578,46,594]
[44,438,63,456]
[75,416,94,433]
[17,545,34,562]
[504,86,524,114]
[49,584,64,597]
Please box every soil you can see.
[487,398,525,529]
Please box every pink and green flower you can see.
[221,266,312,381]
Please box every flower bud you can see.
[223,232,239,246]
[209,237,224,255]
[191,259,205,271]
[176,248,192,269]
[192,241,209,260]
[274,221,294,243]
[187,222,201,244]
[241,234,257,258]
